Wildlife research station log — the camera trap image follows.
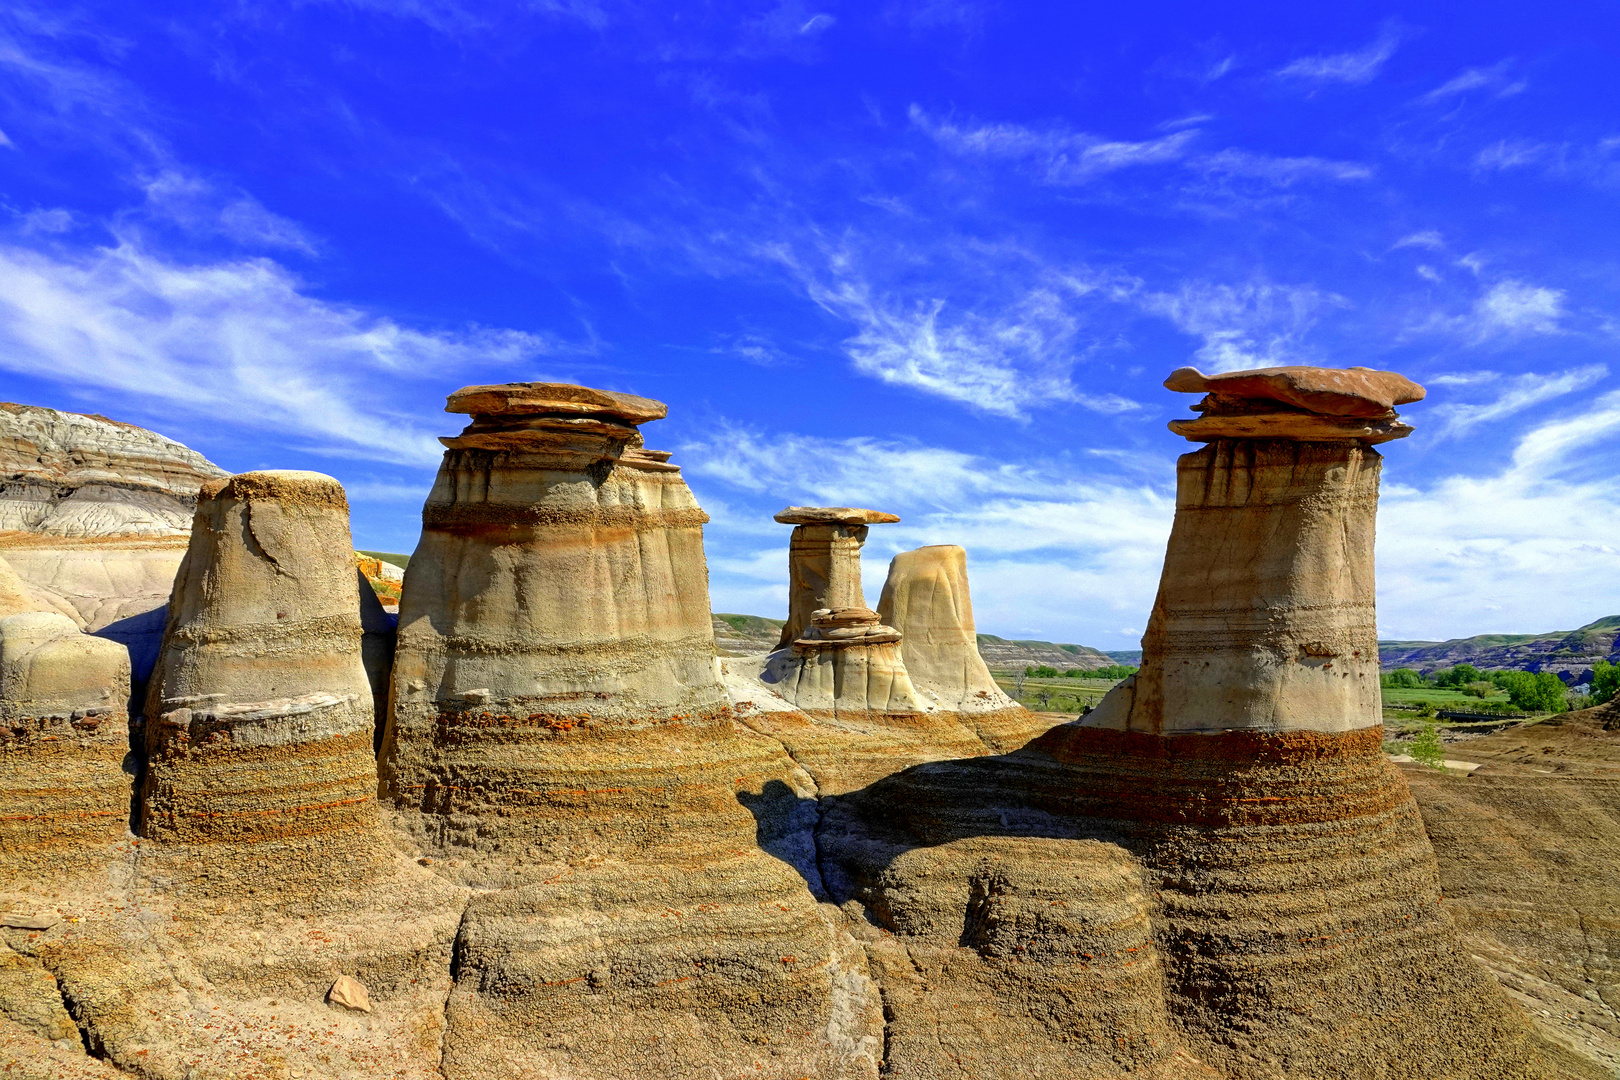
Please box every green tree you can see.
[1591,660,1620,705]
[1090,664,1140,681]
[1026,665,1058,678]
[1408,721,1445,769]
[1490,669,1569,713]
[1433,664,1482,688]
[1380,668,1424,689]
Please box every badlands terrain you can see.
[0,366,1615,1079]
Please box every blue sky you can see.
[1,1,1617,648]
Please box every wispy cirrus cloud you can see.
[1140,280,1347,372]
[141,170,317,254]
[1425,365,1607,439]
[751,232,1141,419]
[1411,278,1567,345]
[910,105,1196,183]
[1276,25,1402,86]
[0,239,566,465]
[1393,229,1445,250]
[1193,149,1372,185]
[1420,60,1525,103]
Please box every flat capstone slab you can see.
[1164,365,1425,418]
[774,507,901,525]
[446,382,668,424]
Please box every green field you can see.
[358,550,410,569]
[991,674,1119,714]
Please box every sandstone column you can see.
[0,608,131,873]
[380,384,883,1080]
[1084,364,1424,735]
[773,506,898,648]
[876,544,1041,750]
[139,471,379,859]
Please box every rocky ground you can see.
[1400,700,1620,1075]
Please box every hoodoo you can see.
[820,365,1583,1078]
[380,384,882,1080]
[139,471,380,867]
[774,506,899,648]
[0,606,131,874]
[876,544,1044,751]
[762,506,925,719]
[1081,363,1423,734]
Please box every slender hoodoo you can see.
[139,471,379,864]
[773,505,899,648]
[380,384,883,1080]
[1084,364,1424,734]
[763,506,924,719]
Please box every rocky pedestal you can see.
[381,384,881,1080]
[820,366,1583,1078]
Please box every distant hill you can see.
[1379,616,1620,677]
[712,613,785,655]
[974,635,1114,671]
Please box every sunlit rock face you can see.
[139,470,380,863]
[11,469,465,1080]
[0,609,131,875]
[876,544,1047,752]
[0,401,231,688]
[380,383,883,1080]
[1085,364,1424,737]
[821,366,1584,1079]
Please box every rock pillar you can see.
[139,471,379,859]
[0,609,131,872]
[774,506,898,649]
[877,544,1041,750]
[379,381,733,854]
[380,384,883,1079]
[1084,364,1424,734]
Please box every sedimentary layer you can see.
[380,384,885,1078]
[139,471,381,878]
[821,723,1580,1078]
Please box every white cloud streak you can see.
[911,105,1196,184]
[1425,365,1607,440]
[1277,26,1402,85]
[1379,392,1620,639]
[0,239,559,465]
[1140,280,1347,373]
[1194,149,1372,184]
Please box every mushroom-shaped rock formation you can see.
[1086,365,1411,735]
[818,366,1582,1078]
[380,384,883,1080]
[725,518,989,795]
[876,545,1048,752]
[772,506,899,649]
[764,506,918,719]
[0,609,131,874]
[139,471,381,864]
